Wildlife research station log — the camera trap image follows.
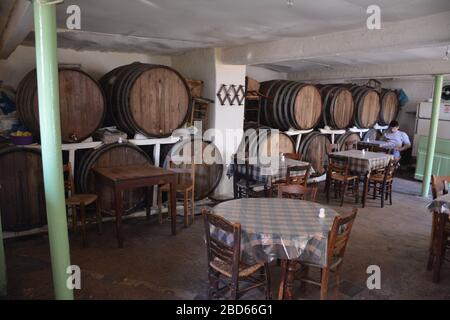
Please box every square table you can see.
[357,140,395,153]
[93,164,178,248]
[228,158,315,195]
[330,150,393,207]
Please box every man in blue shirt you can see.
[382,120,411,159]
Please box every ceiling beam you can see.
[0,0,33,59]
[220,11,450,66]
[287,59,450,81]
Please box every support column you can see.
[33,0,73,299]
[0,213,6,297]
[421,75,444,197]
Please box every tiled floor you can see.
[2,176,450,300]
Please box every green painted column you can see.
[0,213,6,297]
[421,75,444,197]
[33,0,73,300]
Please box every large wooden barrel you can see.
[259,80,322,131]
[76,142,153,215]
[319,85,354,129]
[379,89,399,126]
[162,138,223,200]
[298,132,330,175]
[363,128,381,142]
[0,147,47,231]
[336,131,361,151]
[348,85,381,128]
[99,63,192,138]
[16,68,106,143]
[239,122,296,160]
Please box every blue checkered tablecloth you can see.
[227,158,314,185]
[211,198,338,266]
[331,150,393,174]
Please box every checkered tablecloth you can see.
[358,140,395,149]
[428,194,450,215]
[211,198,338,266]
[227,158,314,184]
[331,150,393,174]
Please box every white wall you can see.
[246,65,287,82]
[172,48,246,199]
[0,45,171,88]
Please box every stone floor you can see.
[2,175,450,300]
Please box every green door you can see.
[415,135,450,180]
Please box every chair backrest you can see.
[286,164,311,186]
[382,159,399,183]
[327,154,349,176]
[283,152,301,161]
[169,160,196,188]
[277,184,317,201]
[63,162,75,196]
[327,144,339,155]
[431,175,450,199]
[327,208,358,266]
[202,209,241,280]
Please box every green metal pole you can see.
[421,75,444,197]
[33,0,73,300]
[0,213,6,297]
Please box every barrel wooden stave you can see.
[379,90,399,126]
[298,131,330,175]
[336,132,361,151]
[16,68,106,143]
[163,138,223,200]
[100,63,192,138]
[259,80,322,130]
[320,85,354,129]
[76,142,153,215]
[0,148,47,231]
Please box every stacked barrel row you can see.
[253,80,399,130]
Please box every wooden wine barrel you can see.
[348,85,381,128]
[259,80,322,131]
[0,147,47,231]
[76,142,153,215]
[162,138,223,200]
[297,132,330,175]
[319,85,354,129]
[239,122,296,160]
[363,129,381,142]
[16,68,106,143]
[99,63,192,138]
[379,89,399,126]
[336,131,361,151]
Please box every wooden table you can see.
[93,165,178,248]
[330,150,393,207]
[427,193,450,282]
[212,198,338,300]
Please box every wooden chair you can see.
[325,155,359,206]
[63,162,102,247]
[202,209,272,300]
[363,159,398,208]
[277,184,317,201]
[233,153,269,199]
[158,161,195,227]
[285,164,311,187]
[293,209,358,300]
[427,175,450,281]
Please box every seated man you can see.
[382,120,411,159]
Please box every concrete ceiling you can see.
[257,45,450,73]
[19,0,450,55]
